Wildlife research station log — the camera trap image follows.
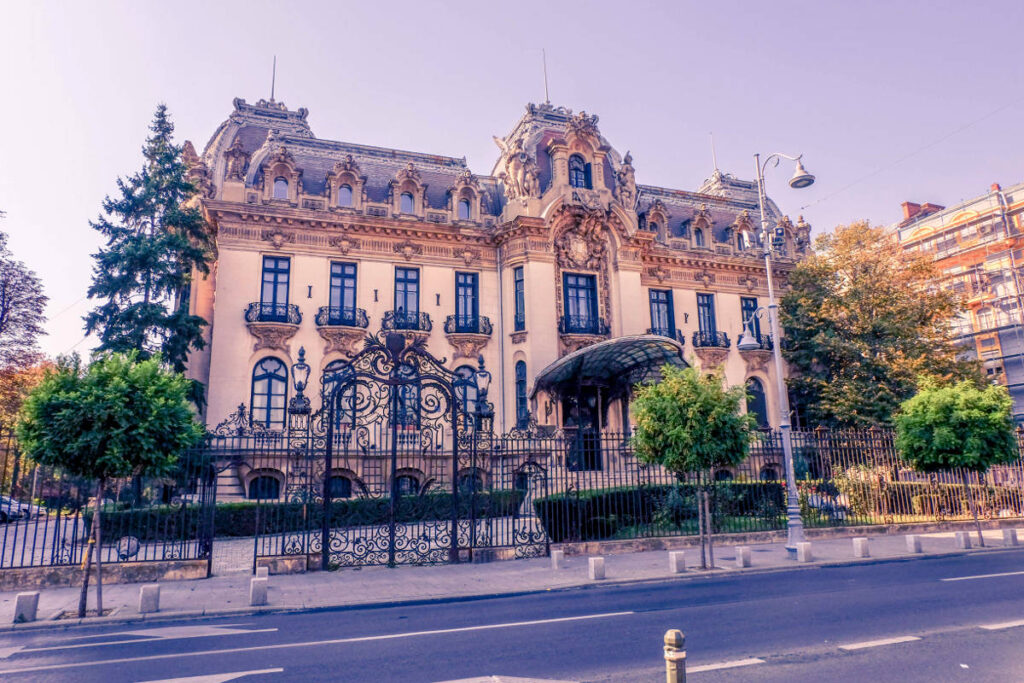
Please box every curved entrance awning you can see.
[531,335,688,401]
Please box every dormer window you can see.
[273,177,288,200]
[678,220,691,238]
[400,192,415,214]
[649,222,659,234]
[695,228,706,248]
[569,155,590,189]
[458,198,471,221]
[337,185,353,207]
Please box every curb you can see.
[2,544,1020,634]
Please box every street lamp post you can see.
[740,152,815,553]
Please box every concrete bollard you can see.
[588,556,605,580]
[955,531,972,550]
[551,549,565,570]
[852,537,870,559]
[250,577,268,606]
[138,584,160,614]
[735,546,751,568]
[664,629,686,683]
[906,534,922,553]
[255,565,269,579]
[668,551,686,574]
[796,542,813,563]
[13,592,39,624]
[1003,529,1019,547]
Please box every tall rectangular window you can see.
[455,272,479,332]
[394,267,419,328]
[513,267,525,331]
[740,296,760,338]
[649,289,675,337]
[329,262,358,324]
[563,273,598,333]
[697,293,717,335]
[260,256,290,321]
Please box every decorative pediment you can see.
[397,162,421,185]
[453,168,480,192]
[325,155,367,209]
[565,111,601,146]
[394,239,423,261]
[551,204,608,271]
[693,204,714,231]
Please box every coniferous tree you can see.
[85,104,212,374]
[0,230,48,370]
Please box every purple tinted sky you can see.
[2,0,1023,357]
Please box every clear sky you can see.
[2,0,1022,358]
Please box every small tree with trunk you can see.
[894,379,1016,547]
[631,364,756,567]
[15,352,203,617]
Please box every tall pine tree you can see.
[85,104,212,375]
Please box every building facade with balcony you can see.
[184,96,811,442]
[896,181,1024,420]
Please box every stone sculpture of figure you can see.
[614,151,637,209]
[522,162,541,198]
[224,137,250,181]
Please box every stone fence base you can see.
[0,559,209,591]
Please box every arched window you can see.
[736,233,746,251]
[273,177,288,200]
[251,358,288,429]
[746,378,769,429]
[457,198,471,221]
[337,185,353,207]
[714,469,734,482]
[400,192,415,214]
[322,360,356,430]
[694,228,705,248]
[329,475,353,499]
[458,469,485,494]
[453,365,478,428]
[515,361,529,428]
[568,155,589,189]
[248,475,280,500]
[678,220,691,238]
[649,222,659,234]
[394,475,419,496]
[759,465,780,481]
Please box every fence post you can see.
[664,629,686,683]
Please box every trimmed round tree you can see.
[15,352,204,617]
[632,364,756,567]
[895,379,1016,546]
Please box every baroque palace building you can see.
[183,96,811,440]
[896,181,1024,420]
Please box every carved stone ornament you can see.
[445,333,490,360]
[330,235,360,255]
[393,239,423,261]
[696,269,714,287]
[224,136,251,181]
[318,327,365,357]
[614,151,637,209]
[246,322,299,353]
[262,228,295,249]
[495,136,540,201]
[740,274,758,292]
[651,266,669,283]
[694,346,729,369]
[457,248,480,266]
[397,162,421,184]
[552,205,608,271]
[267,146,296,168]
[693,203,714,231]
[565,111,600,143]
[741,350,773,374]
[560,334,604,356]
[510,331,528,345]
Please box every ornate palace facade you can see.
[184,96,810,444]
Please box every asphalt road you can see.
[0,549,1022,682]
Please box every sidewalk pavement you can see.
[1,527,1020,631]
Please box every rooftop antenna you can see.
[710,132,719,172]
[542,48,550,104]
[270,55,277,102]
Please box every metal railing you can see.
[693,330,730,348]
[382,310,432,333]
[444,315,493,335]
[559,314,610,336]
[315,306,369,328]
[646,327,686,346]
[245,302,302,325]
[739,333,773,351]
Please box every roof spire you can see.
[710,132,719,172]
[270,55,277,102]
[542,48,550,105]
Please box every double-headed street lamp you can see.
[737,152,815,553]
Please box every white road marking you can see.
[838,635,920,651]
[941,570,1024,582]
[0,611,635,675]
[136,668,283,683]
[979,619,1024,630]
[0,626,278,658]
[688,657,765,673]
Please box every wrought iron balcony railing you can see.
[315,306,369,328]
[382,310,432,333]
[740,333,773,351]
[692,330,730,348]
[245,302,302,325]
[444,314,493,335]
[646,327,686,346]
[559,314,610,336]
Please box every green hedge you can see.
[88,489,526,542]
[533,482,786,543]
